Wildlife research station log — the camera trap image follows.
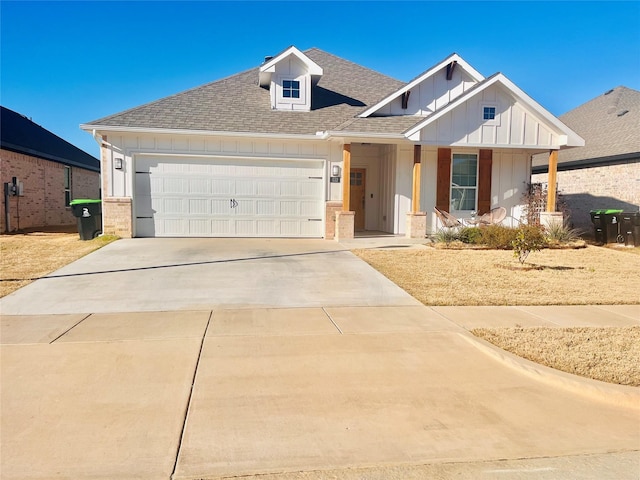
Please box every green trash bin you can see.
[70,199,102,240]
[590,209,623,244]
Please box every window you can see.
[483,106,496,120]
[282,80,300,98]
[64,166,72,207]
[451,153,477,211]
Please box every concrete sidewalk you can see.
[1,305,638,480]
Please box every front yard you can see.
[0,232,118,297]
[353,245,640,306]
[354,244,640,386]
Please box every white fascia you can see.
[358,53,485,118]
[258,46,323,87]
[322,130,407,143]
[80,124,327,142]
[403,73,585,147]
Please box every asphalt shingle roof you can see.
[532,86,640,168]
[1,106,100,172]
[86,48,409,135]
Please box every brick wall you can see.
[0,148,100,233]
[102,197,132,238]
[532,159,640,232]
[324,201,342,239]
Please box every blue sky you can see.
[2,1,639,158]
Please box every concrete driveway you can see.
[0,238,419,315]
[1,238,638,479]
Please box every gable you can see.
[404,74,584,149]
[359,54,484,118]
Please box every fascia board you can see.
[80,124,327,141]
[323,130,406,140]
[358,53,485,118]
[415,140,562,150]
[259,46,323,76]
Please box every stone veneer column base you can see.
[406,212,427,238]
[334,211,355,241]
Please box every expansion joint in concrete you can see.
[322,306,343,334]
[171,309,213,478]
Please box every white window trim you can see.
[275,75,307,106]
[450,151,478,213]
[480,102,501,126]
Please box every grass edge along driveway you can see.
[1,233,118,298]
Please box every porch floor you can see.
[336,230,431,249]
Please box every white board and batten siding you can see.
[373,68,477,117]
[419,84,560,148]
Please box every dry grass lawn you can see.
[472,327,640,386]
[354,245,639,385]
[353,245,640,306]
[1,233,118,297]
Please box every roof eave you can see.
[80,124,328,141]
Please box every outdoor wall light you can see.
[114,158,123,170]
[331,165,341,177]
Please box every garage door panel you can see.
[189,199,210,215]
[188,178,211,195]
[256,200,275,215]
[211,199,232,215]
[135,157,324,237]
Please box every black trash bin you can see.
[590,209,623,244]
[620,211,640,247]
[70,199,102,240]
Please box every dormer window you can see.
[258,46,323,112]
[282,80,300,99]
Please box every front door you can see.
[350,168,366,231]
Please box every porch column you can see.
[411,145,421,213]
[342,144,351,211]
[546,150,558,212]
[335,143,355,240]
[406,144,426,238]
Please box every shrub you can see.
[458,226,483,244]
[545,222,582,243]
[434,228,459,245]
[512,225,547,264]
[479,225,519,249]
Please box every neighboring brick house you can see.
[1,106,100,233]
[532,86,640,232]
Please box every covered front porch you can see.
[331,142,563,241]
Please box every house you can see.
[532,86,640,233]
[81,46,583,239]
[1,106,100,233]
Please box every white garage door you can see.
[134,156,325,237]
